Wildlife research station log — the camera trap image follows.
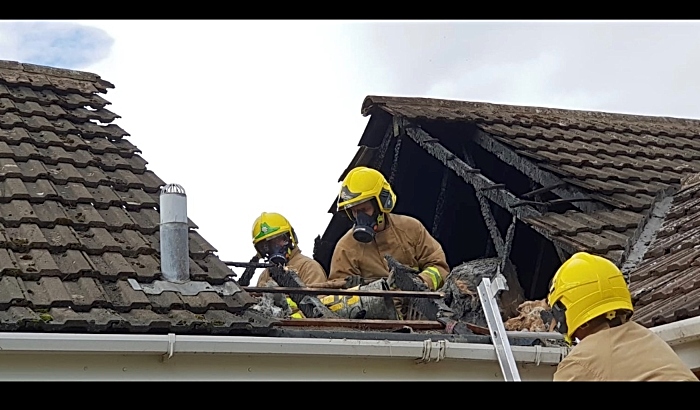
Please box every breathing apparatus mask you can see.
[349,201,384,244]
[255,234,292,266]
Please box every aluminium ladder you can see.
[477,273,521,381]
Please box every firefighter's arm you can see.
[300,260,329,287]
[553,359,600,381]
[413,224,450,291]
[254,269,271,288]
[328,237,362,282]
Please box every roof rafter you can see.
[396,116,580,256]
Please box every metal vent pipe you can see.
[160,183,189,282]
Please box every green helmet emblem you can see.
[255,222,279,240]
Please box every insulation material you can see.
[504,299,556,332]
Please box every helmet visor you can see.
[338,185,365,210]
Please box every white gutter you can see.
[0,332,568,363]
[0,332,567,381]
[0,316,695,380]
[651,315,700,346]
[650,316,700,371]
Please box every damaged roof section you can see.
[360,96,700,266]
[628,173,700,327]
[307,95,700,330]
[0,60,277,335]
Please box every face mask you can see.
[267,242,289,266]
[352,211,377,243]
[257,235,290,266]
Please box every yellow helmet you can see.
[251,212,298,247]
[547,252,633,344]
[337,167,396,215]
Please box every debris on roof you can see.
[504,299,555,333]
[250,279,292,319]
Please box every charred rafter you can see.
[397,117,581,257]
[389,132,403,184]
[431,167,450,239]
[461,145,511,262]
[472,129,608,213]
[475,188,507,258]
[371,123,394,170]
[521,183,565,198]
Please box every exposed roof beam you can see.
[472,128,609,213]
[398,117,580,256]
[621,187,677,282]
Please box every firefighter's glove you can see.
[343,275,364,289]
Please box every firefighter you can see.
[327,166,450,318]
[547,251,698,381]
[252,212,328,318]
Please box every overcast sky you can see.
[1,19,699,285]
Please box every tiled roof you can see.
[0,60,277,334]
[362,96,700,265]
[629,173,700,327]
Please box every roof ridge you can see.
[361,95,700,126]
[0,59,114,90]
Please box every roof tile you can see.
[63,277,108,310]
[45,76,98,94]
[52,182,94,205]
[47,163,84,184]
[53,251,94,278]
[15,249,61,276]
[111,229,153,256]
[180,291,228,313]
[87,252,140,281]
[122,254,160,281]
[24,276,72,307]
[0,276,25,308]
[0,111,23,127]
[5,223,50,249]
[76,228,122,254]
